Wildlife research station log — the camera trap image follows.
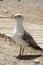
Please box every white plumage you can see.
[12,13,43,56]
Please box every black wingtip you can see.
[34,45,43,50]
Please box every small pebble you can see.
[4,9,8,13]
[34,59,40,63]
[6,38,9,41]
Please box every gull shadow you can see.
[16,55,42,60]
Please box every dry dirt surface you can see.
[0,0,43,24]
[0,35,43,65]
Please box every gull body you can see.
[12,13,43,56]
[12,14,28,47]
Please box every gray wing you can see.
[22,31,43,50]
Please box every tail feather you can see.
[33,45,43,50]
[29,43,43,54]
[29,42,43,51]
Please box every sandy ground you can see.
[0,0,43,24]
[0,0,43,65]
[0,35,43,65]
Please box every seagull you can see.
[12,13,43,56]
[0,13,43,56]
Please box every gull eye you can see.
[18,15,21,17]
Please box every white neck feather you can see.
[13,19,24,35]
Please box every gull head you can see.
[12,13,24,35]
[14,13,24,22]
